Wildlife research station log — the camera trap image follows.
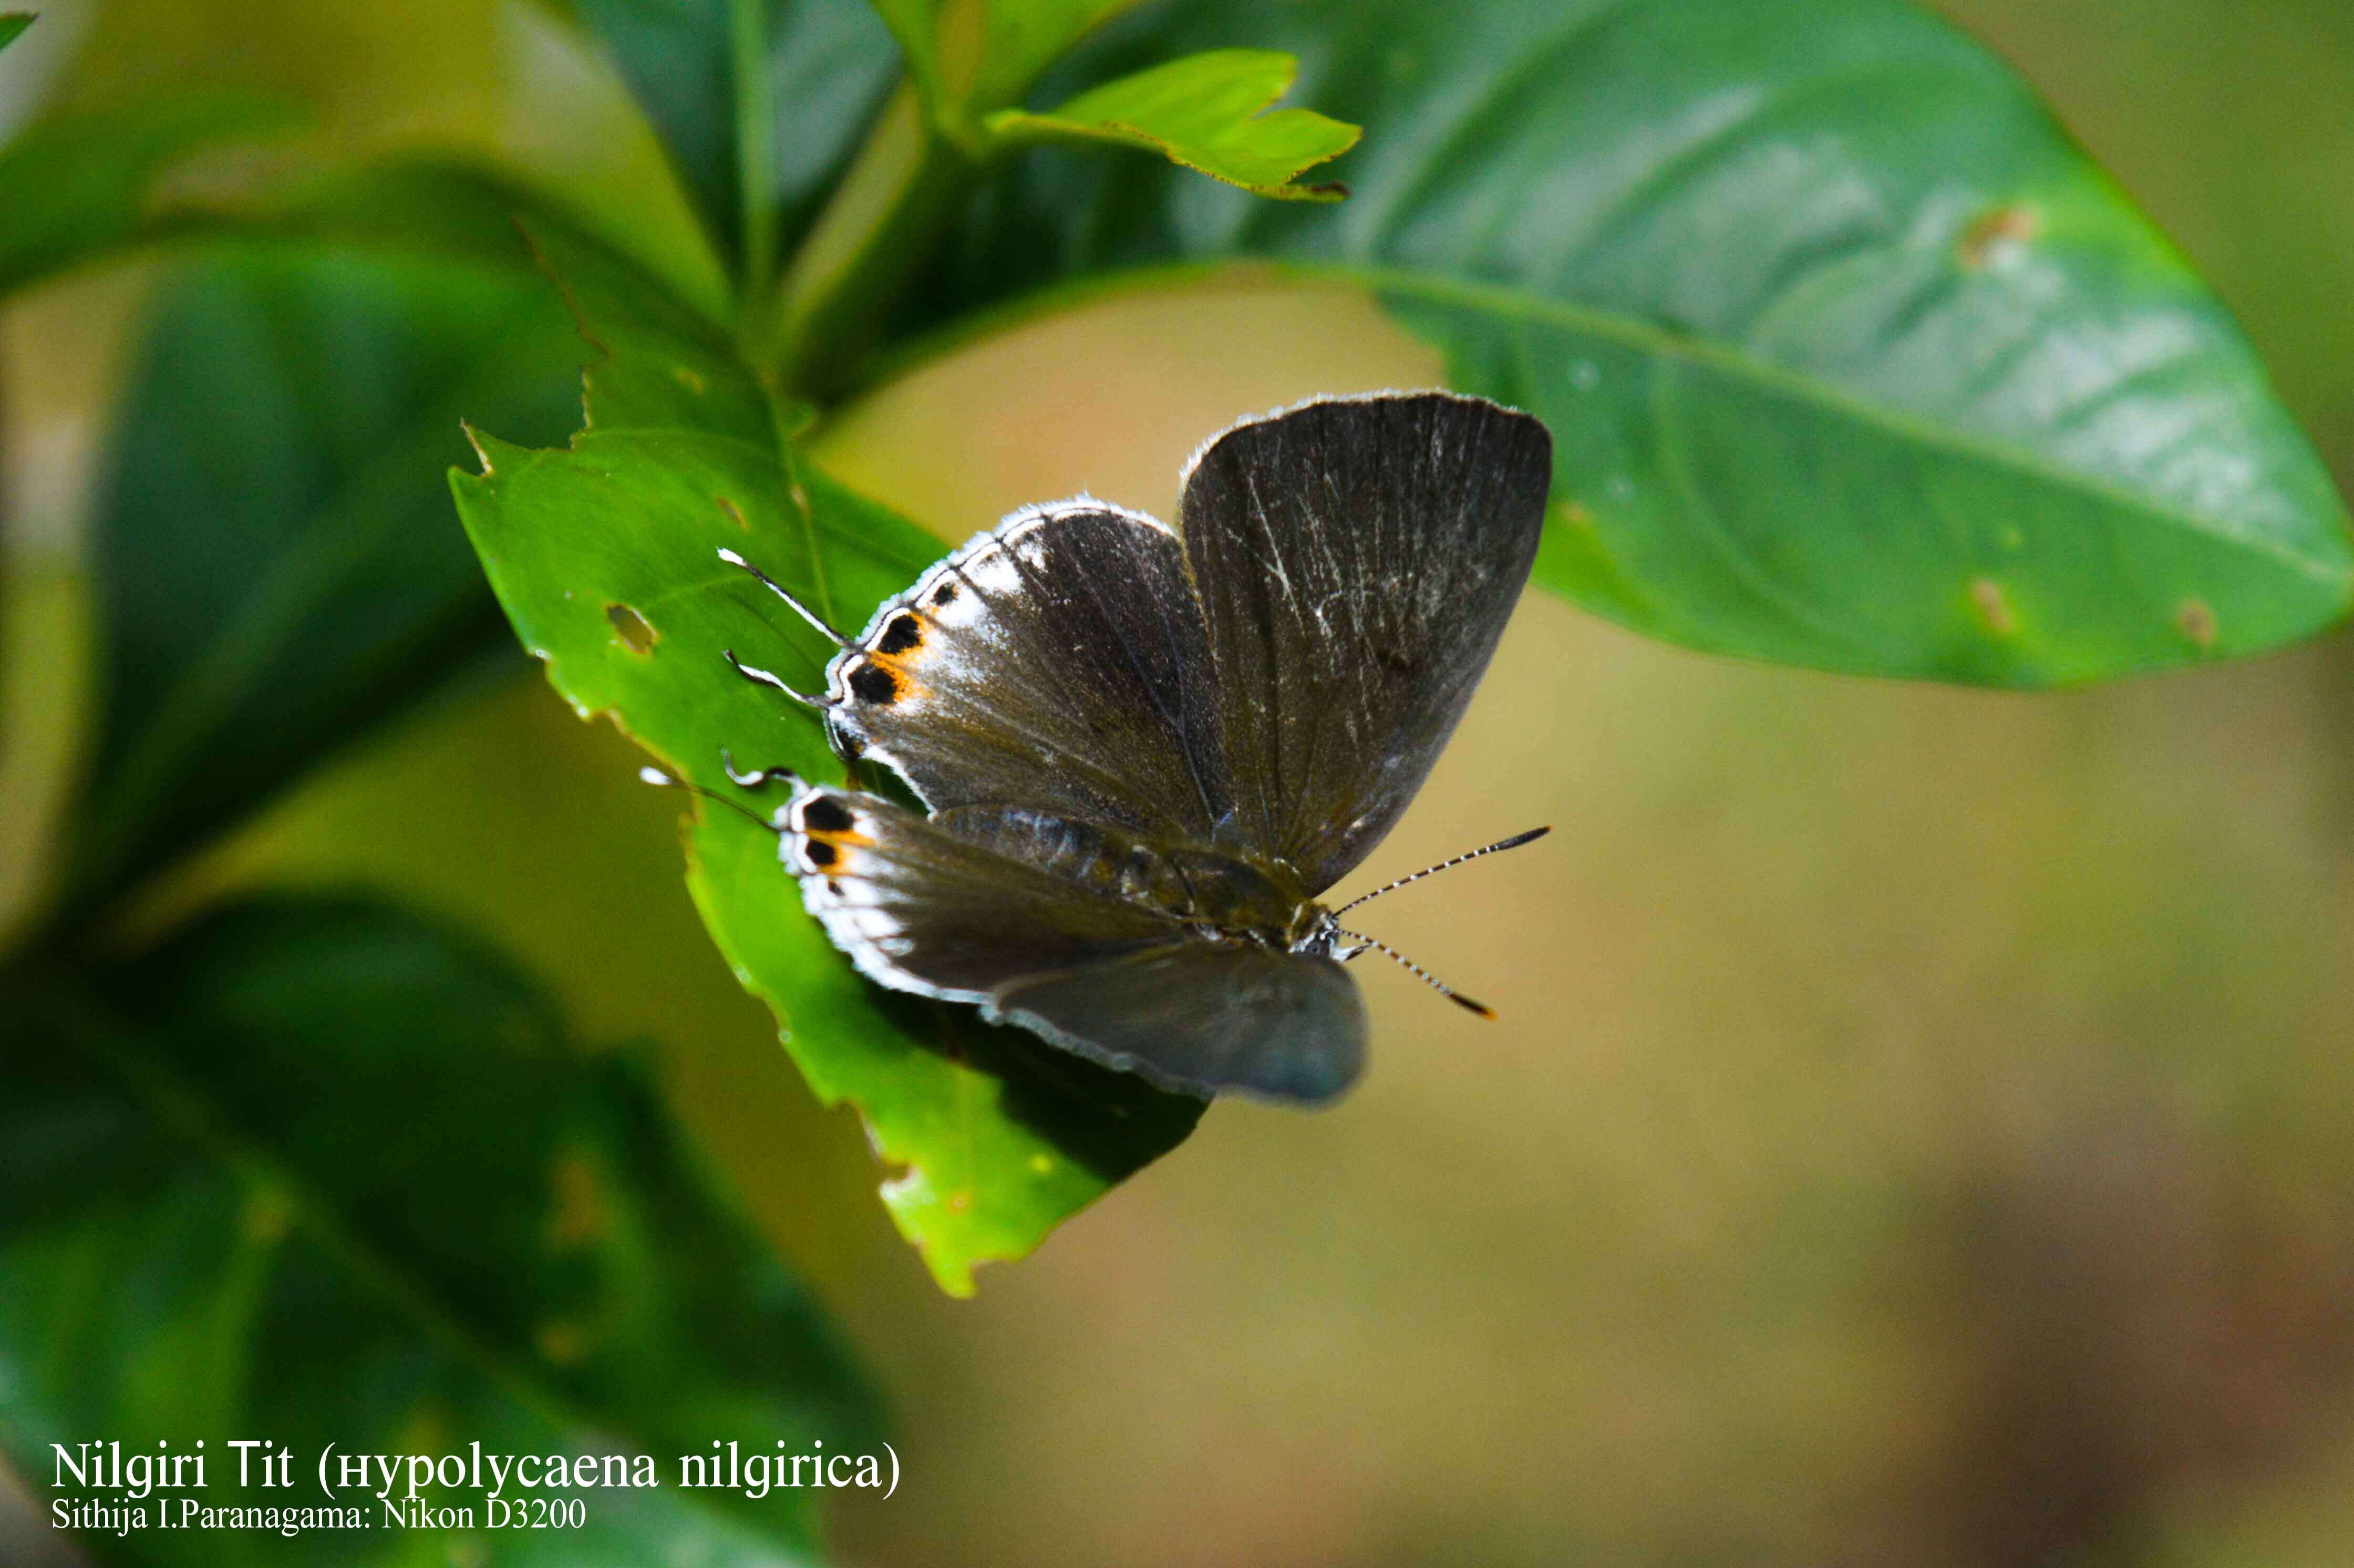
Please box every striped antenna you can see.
[1335,928,1495,1019]
[1330,826,1551,917]
[718,548,849,647]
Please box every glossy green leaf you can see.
[67,249,585,912]
[914,0,2354,684]
[0,896,878,1563]
[985,47,1357,201]
[0,14,31,55]
[561,0,896,276]
[0,88,303,297]
[453,229,1202,1294]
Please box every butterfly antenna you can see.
[717,548,850,647]
[1330,826,1551,917]
[1334,927,1496,1020]
[637,765,789,833]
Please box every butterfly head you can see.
[1285,901,1346,958]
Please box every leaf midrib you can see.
[1338,261,2354,590]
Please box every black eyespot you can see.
[930,580,958,607]
[874,614,922,655]
[848,663,900,705]
[799,797,853,833]
[803,841,838,868]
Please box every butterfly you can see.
[676,391,1553,1105]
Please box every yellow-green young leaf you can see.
[452,226,1201,1295]
[986,48,1357,201]
[870,0,1138,131]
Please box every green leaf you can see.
[912,0,2354,685]
[561,0,897,279]
[985,48,1357,201]
[0,88,303,297]
[66,249,586,913]
[453,229,1202,1295]
[1,895,879,1562]
[0,14,32,55]
[872,0,1138,134]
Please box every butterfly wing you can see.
[818,504,1234,843]
[992,946,1364,1105]
[1179,393,1552,891]
[779,787,1365,1103]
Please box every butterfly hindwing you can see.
[778,786,1363,1102]
[993,945,1364,1105]
[820,504,1234,844]
[1178,393,1552,891]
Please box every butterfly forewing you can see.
[1178,394,1552,892]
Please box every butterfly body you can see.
[725,391,1553,1104]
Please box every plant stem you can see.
[766,82,977,400]
[729,0,780,319]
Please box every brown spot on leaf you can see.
[1970,577,2018,636]
[2177,599,2219,649]
[1960,203,2041,269]
[605,603,656,654]
[714,494,747,529]
[546,1154,606,1247]
[1558,500,1596,527]
[535,1318,591,1365]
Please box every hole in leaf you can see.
[606,603,656,654]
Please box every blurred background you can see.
[6,1,2354,1564]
